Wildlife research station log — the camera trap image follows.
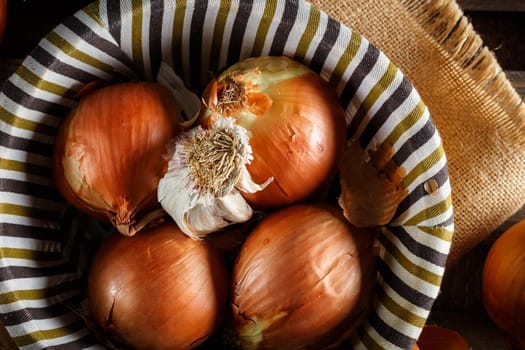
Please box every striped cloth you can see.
[0,0,453,349]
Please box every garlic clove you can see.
[157,116,272,239]
[236,165,274,194]
[183,193,253,240]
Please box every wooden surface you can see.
[457,0,525,12]
[1,1,525,349]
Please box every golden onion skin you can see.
[53,82,184,236]
[199,56,347,210]
[87,222,229,349]
[482,219,525,349]
[231,203,377,350]
[0,0,5,44]
[416,325,469,350]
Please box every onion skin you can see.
[0,0,5,44]
[416,325,469,350]
[87,222,229,349]
[339,141,408,228]
[231,203,377,349]
[483,219,525,349]
[53,82,184,236]
[199,56,346,210]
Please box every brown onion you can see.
[416,325,469,350]
[231,203,377,349]
[198,56,346,210]
[87,221,229,349]
[483,219,525,349]
[0,0,5,44]
[53,82,184,236]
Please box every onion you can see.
[87,221,229,349]
[416,325,469,350]
[231,203,377,349]
[53,82,184,236]
[198,56,347,210]
[0,0,5,44]
[482,219,525,349]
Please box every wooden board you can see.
[457,0,525,12]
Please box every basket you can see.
[0,0,453,349]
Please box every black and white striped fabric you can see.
[0,0,453,348]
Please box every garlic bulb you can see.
[157,117,273,239]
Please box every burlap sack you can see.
[312,0,525,266]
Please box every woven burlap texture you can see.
[311,0,525,267]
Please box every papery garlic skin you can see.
[157,117,273,239]
[156,62,201,126]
